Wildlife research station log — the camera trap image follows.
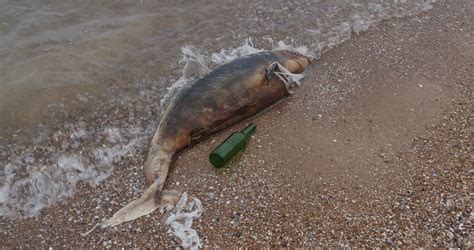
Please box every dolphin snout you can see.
[273,50,311,74]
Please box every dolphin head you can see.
[273,50,312,74]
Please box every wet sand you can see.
[1,1,473,248]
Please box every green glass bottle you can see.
[209,123,256,168]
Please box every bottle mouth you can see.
[242,123,257,137]
[209,153,225,168]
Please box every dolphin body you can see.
[103,50,311,227]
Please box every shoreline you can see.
[2,1,473,247]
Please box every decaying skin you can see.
[103,50,311,227]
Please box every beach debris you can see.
[165,192,203,249]
[209,123,256,168]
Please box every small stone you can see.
[447,231,454,239]
[233,231,242,238]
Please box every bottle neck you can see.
[241,123,256,138]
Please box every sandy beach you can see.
[1,1,472,248]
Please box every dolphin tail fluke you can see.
[101,181,161,228]
[81,181,161,235]
[93,147,181,230]
[98,185,183,229]
[83,184,181,235]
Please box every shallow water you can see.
[0,0,434,218]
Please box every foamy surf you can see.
[0,126,149,217]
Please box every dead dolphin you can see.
[102,50,311,227]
